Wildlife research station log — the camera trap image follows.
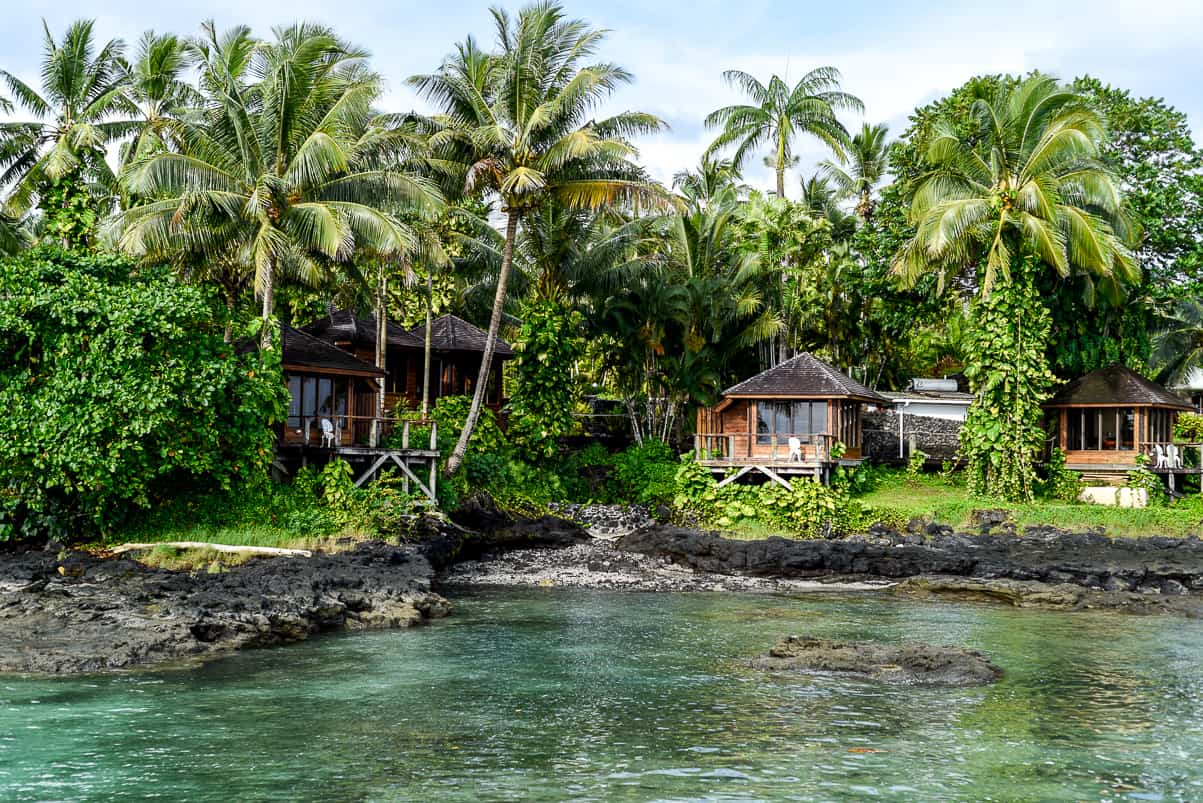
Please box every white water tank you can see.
[909,378,959,393]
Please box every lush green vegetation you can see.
[2,4,1202,544]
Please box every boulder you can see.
[750,635,1003,686]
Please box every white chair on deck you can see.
[1168,443,1183,469]
[320,417,336,448]
[787,437,803,462]
[1154,444,1167,469]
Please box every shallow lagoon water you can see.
[3,587,1203,801]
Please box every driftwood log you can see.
[109,542,312,558]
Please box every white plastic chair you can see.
[787,436,803,462]
[1168,443,1183,469]
[320,417,336,448]
[1154,444,1167,469]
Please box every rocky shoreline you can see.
[5,505,1203,675]
[0,541,450,675]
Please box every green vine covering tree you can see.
[959,263,1056,500]
[509,300,584,458]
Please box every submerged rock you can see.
[894,575,1203,617]
[750,635,1003,686]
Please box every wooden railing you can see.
[694,432,836,463]
[294,416,437,451]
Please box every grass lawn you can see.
[858,475,1203,538]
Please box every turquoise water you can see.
[3,588,1203,802]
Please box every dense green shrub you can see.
[673,456,868,538]
[0,247,286,540]
[1174,413,1203,443]
[1040,448,1084,502]
[611,440,679,507]
[1127,454,1168,506]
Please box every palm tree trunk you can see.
[223,292,236,343]
[259,262,274,348]
[421,266,433,419]
[776,166,785,199]
[443,209,519,477]
[374,266,387,447]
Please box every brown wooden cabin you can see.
[1044,363,1193,482]
[280,324,386,448]
[300,310,513,415]
[695,353,887,486]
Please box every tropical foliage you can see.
[3,6,1202,538]
[0,248,286,539]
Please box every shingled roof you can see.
[722,353,886,403]
[301,309,426,350]
[282,325,384,376]
[1045,363,1191,409]
[408,314,514,357]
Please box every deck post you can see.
[402,420,410,449]
[694,434,701,460]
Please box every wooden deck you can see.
[693,432,860,488]
[275,419,440,502]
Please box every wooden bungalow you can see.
[695,353,887,487]
[300,310,512,415]
[407,314,513,411]
[1044,363,1194,483]
[276,324,439,500]
[280,324,386,448]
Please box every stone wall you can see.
[863,409,963,462]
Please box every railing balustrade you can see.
[692,432,837,463]
[294,416,437,451]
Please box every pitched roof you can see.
[301,309,426,350]
[722,353,886,402]
[408,314,514,357]
[1045,363,1191,409]
[282,325,384,376]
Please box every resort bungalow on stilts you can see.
[1043,363,1200,493]
[694,353,887,488]
[269,311,515,502]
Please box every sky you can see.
[2,0,1201,195]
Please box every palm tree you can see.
[818,121,889,220]
[892,74,1136,499]
[672,154,745,211]
[798,172,856,241]
[892,74,1136,293]
[119,22,442,345]
[704,67,863,199]
[1153,297,1203,387]
[0,19,136,241]
[120,30,199,171]
[411,1,668,476]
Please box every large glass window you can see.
[286,373,348,434]
[756,401,829,444]
[1065,407,1136,451]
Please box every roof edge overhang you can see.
[282,363,385,378]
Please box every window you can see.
[756,400,829,444]
[385,351,407,395]
[1065,407,1136,451]
[1147,408,1176,445]
[286,373,348,433]
[839,401,861,448]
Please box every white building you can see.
[878,378,974,422]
